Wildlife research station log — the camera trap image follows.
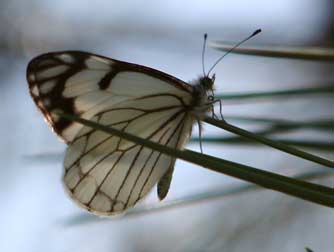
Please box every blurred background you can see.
[0,0,333,251]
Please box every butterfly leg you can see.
[211,103,218,119]
[207,95,219,120]
[207,98,226,122]
[216,99,226,122]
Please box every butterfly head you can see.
[199,74,215,92]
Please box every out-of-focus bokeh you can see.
[0,1,333,251]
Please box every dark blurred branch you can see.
[217,85,334,101]
[210,43,334,61]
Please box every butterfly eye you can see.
[208,95,214,102]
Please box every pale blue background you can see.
[0,0,333,251]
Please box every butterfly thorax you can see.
[189,75,215,119]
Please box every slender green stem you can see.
[217,85,334,101]
[225,116,334,131]
[59,113,334,208]
[204,117,334,168]
[191,137,334,151]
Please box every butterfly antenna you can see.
[202,33,208,76]
[207,29,261,76]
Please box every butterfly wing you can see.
[27,51,195,215]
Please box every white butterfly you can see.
[27,51,215,215]
[26,30,260,216]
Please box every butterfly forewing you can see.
[27,51,193,142]
[27,51,195,215]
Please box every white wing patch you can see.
[36,65,69,80]
[31,85,39,96]
[85,56,113,70]
[110,72,189,97]
[56,53,75,64]
[39,80,57,94]
[66,70,108,90]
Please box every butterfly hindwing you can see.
[64,105,193,214]
[27,51,195,215]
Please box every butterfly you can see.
[26,30,260,216]
[27,50,216,215]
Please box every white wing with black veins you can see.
[27,51,195,215]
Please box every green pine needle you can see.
[58,113,334,208]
